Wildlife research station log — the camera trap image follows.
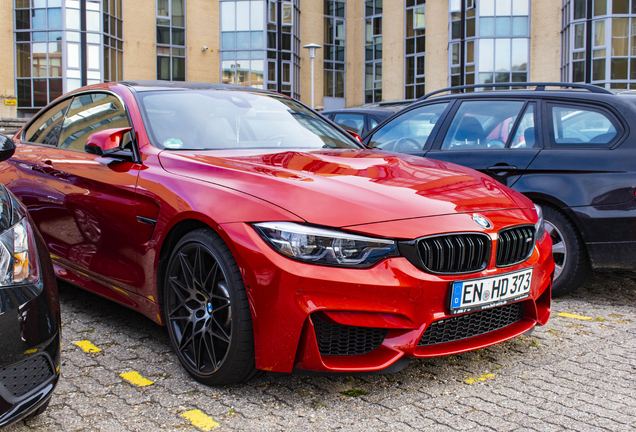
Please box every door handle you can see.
[486,164,517,175]
[40,160,54,173]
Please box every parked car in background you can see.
[0,135,60,427]
[322,107,401,136]
[362,82,636,297]
[0,81,552,385]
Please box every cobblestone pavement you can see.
[6,272,636,432]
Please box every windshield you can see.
[136,90,361,150]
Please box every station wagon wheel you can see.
[164,228,259,385]
[545,220,566,281]
[542,206,589,298]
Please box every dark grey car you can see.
[322,107,401,136]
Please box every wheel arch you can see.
[522,192,592,265]
[521,192,588,242]
[156,216,228,311]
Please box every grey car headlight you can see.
[253,222,399,268]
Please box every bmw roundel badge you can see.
[472,214,492,229]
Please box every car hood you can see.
[158,148,532,228]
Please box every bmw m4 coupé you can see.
[0,82,553,385]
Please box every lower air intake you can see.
[312,315,388,356]
[0,355,54,397]
[418,302,525,346]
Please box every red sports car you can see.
[0,82,553,385]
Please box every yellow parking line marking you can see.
[74,340,102,353]
[120,371,154,387]
[463,373,495,384]
[558,312,592,320]
[180,409,220,431]
[23,349,37,354]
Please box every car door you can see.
[27,91,146,293]
[364,102,453,155]
[424,99,542,187]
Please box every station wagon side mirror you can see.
[85,127,133,156]
[0,134,16,162]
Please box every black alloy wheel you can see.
[164,229,259,385]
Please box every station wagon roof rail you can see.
[417,82,613,101]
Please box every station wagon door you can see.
[425,99,542,188]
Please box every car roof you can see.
[322,108,396,116]
[118,80,273,94]
[409,89,633,108]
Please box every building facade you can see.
[0,0,630,118]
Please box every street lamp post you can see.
[303,43,321,109]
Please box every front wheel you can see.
[543,206,589,297]
[163,228,259,385]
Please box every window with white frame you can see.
[324,0,346,99]
[448,0,530,90]
[365,0,382,103]
[405,0,426,99]
[157,0,186,81]
[563,0,636,89]
[14,0,113,113]
[104,0,124,84]
[221,0,300,98]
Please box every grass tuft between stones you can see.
[341,389,367,397]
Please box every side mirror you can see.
[0,134,16,162]
[85,127,133,156]
[345,129,362,143]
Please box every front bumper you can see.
[0,335,60,428]
[222,210,554,374]
[0,231,61,427]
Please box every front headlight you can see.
[0,189,39,286]
[534,204,545,241]
[253,222,399,268]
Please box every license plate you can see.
[449,268,532,314]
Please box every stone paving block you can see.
[547,414,607,431]
[5,273,636,432]
[461,410,519,431]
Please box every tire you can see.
[542,206,590,297]
[163,228,259,385]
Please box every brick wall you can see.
[382,0,406,102]
[186,0,220,83]
[345,0,365,107]
[300,0,325,107]
[123,1,156,80]
[0,0,17,118]
[425,0,449,94]
[530,0,561,82]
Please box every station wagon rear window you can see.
[549,104,619,148]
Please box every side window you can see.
[441,100,525,150]
[58,93,132,152]
[333,113,365,135]
[369,103,449,151]
[510,103,537,149]
[549,104,618,148]
[23,99,72,146]
[368,116,379,131]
